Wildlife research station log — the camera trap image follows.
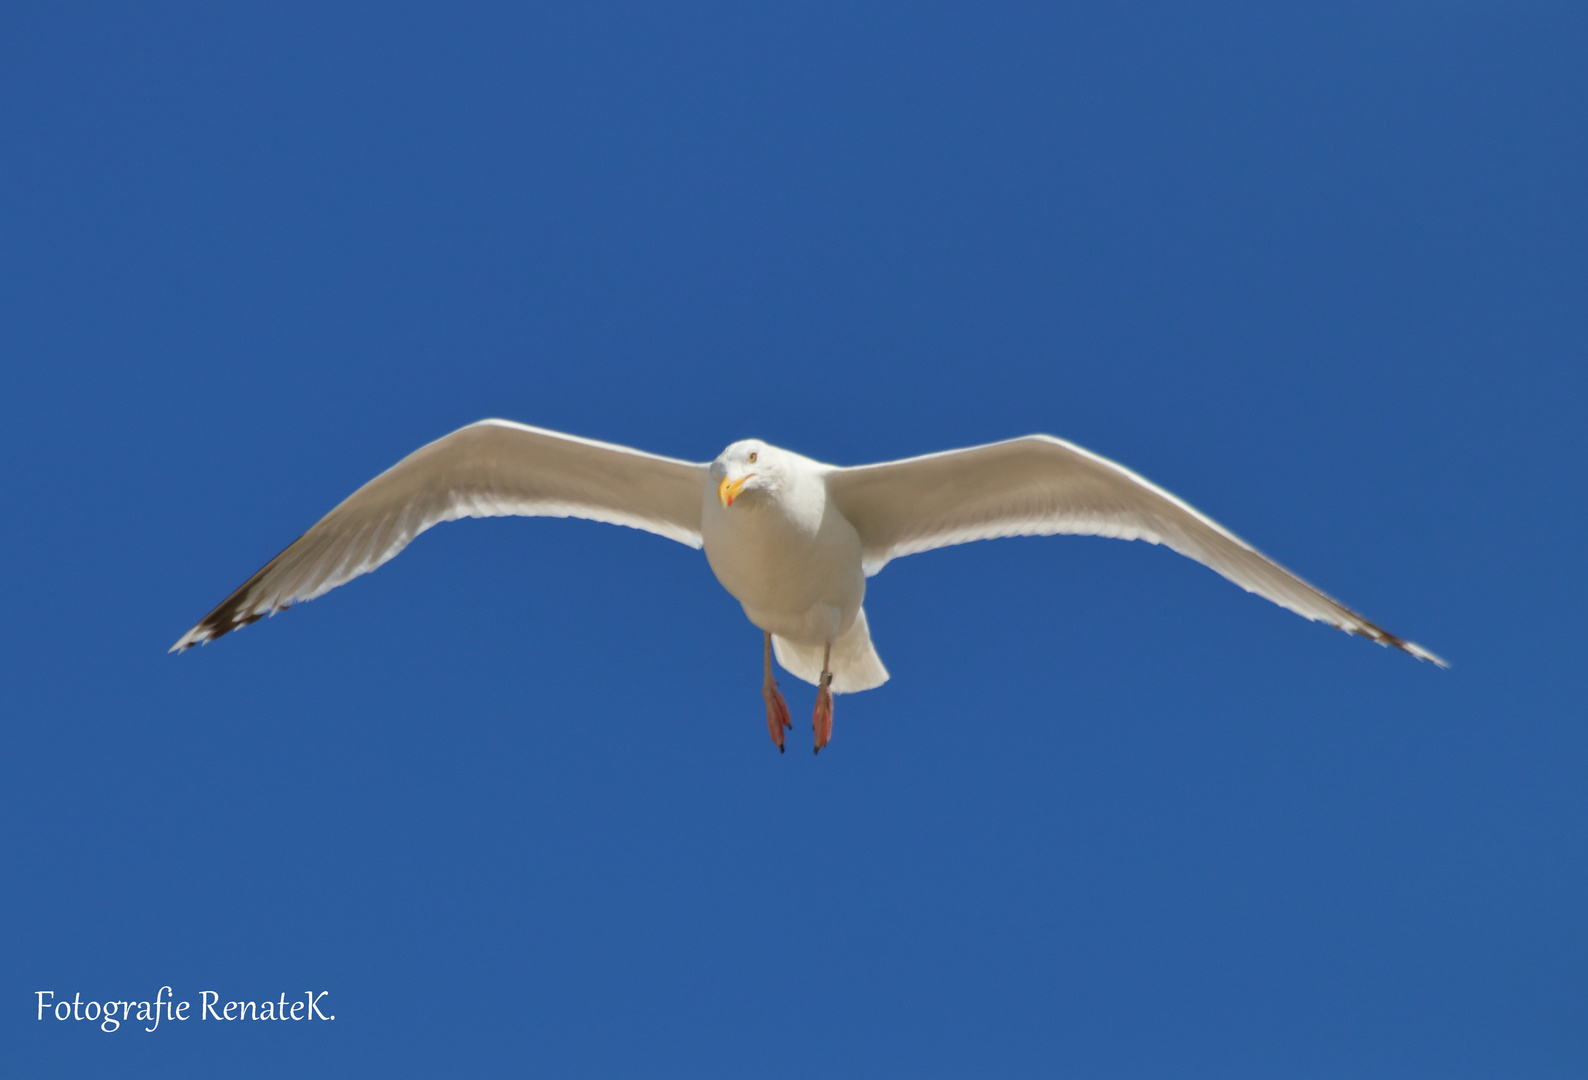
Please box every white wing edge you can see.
[170,419,708,652]
[834,435,1448,668]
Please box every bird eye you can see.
[748,452,758,463]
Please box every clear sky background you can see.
[3,3,1584,1077]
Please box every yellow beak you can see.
[717,473,756,507]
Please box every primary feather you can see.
[825,435,1445,665]
[170,420,706,651]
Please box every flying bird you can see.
[172,420,1444,752]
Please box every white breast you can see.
[700,466,866,644]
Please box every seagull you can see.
[172,419,1444,752]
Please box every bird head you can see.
[711,440,777,507]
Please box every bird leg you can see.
[812,640,834,754]
[762,631,792,753]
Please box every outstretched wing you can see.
[172,419,708,651]
[825,435,1444,665]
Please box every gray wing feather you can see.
[825,435,1444,665]
[172,420,707,651]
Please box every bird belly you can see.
[702,501,864,644]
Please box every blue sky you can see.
[3,3,1584,1076]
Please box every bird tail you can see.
[772,606,890,694]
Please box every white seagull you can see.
[172,420,1444,752]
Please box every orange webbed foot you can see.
[812,678,833,754]
[763,677,793,753]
